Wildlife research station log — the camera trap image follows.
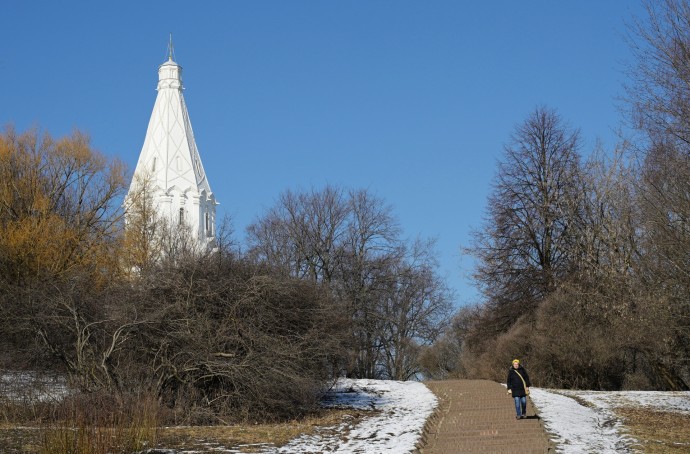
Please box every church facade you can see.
[126,45,217,252]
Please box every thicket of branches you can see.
[422,0,690,391]
[0,127,350,423]
[129,257,348,423]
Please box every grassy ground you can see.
[616,408,690,453]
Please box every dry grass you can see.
[0,408,370,453]
[39,394,159,454]
[616,407,690,453]
[153,408,369,453]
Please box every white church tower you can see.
[126,39,217,252]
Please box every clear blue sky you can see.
[1,1,645,307]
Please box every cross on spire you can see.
[167,33,176,62]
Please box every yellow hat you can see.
[512,359,520,364]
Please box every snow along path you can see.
[529,388,631,453]
[529,387,690,454]
[278,378,437,453]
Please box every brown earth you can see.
[418,379,555,454]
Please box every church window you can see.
[152,157,157,172]
[179,208,184,225]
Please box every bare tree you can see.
[468,107,583,328]
[574,142,639,280]
[122,172,166,274]
[247,186,350,282]
[247,185,451,380]
[336,189,403,378]
[634,142,690,389]
[379,239,452,381]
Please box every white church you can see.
[126,41,217,252]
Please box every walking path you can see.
[418,380,555,453]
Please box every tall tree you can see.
[468,107,583,330]
[336,188,403,378]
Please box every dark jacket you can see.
[506,365,531,397]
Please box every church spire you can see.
[127,38,218,252]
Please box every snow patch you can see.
[278,378,437,453]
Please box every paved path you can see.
[418,380,555,454]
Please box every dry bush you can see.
[529,283,630,390]
[418,336,462,380]
[486,319,533,381]
[443,275,684,390]
[1,250,348,424]
[129,255,349,423]
[0,272,147,395]
[450,279,642,389]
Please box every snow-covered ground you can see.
[277,379,437,453]
[530,387,690,454]
[0,372,69,402]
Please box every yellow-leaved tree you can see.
[0,126,126,283]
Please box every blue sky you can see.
[1,1,645,307]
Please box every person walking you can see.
[506,358,531,419]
